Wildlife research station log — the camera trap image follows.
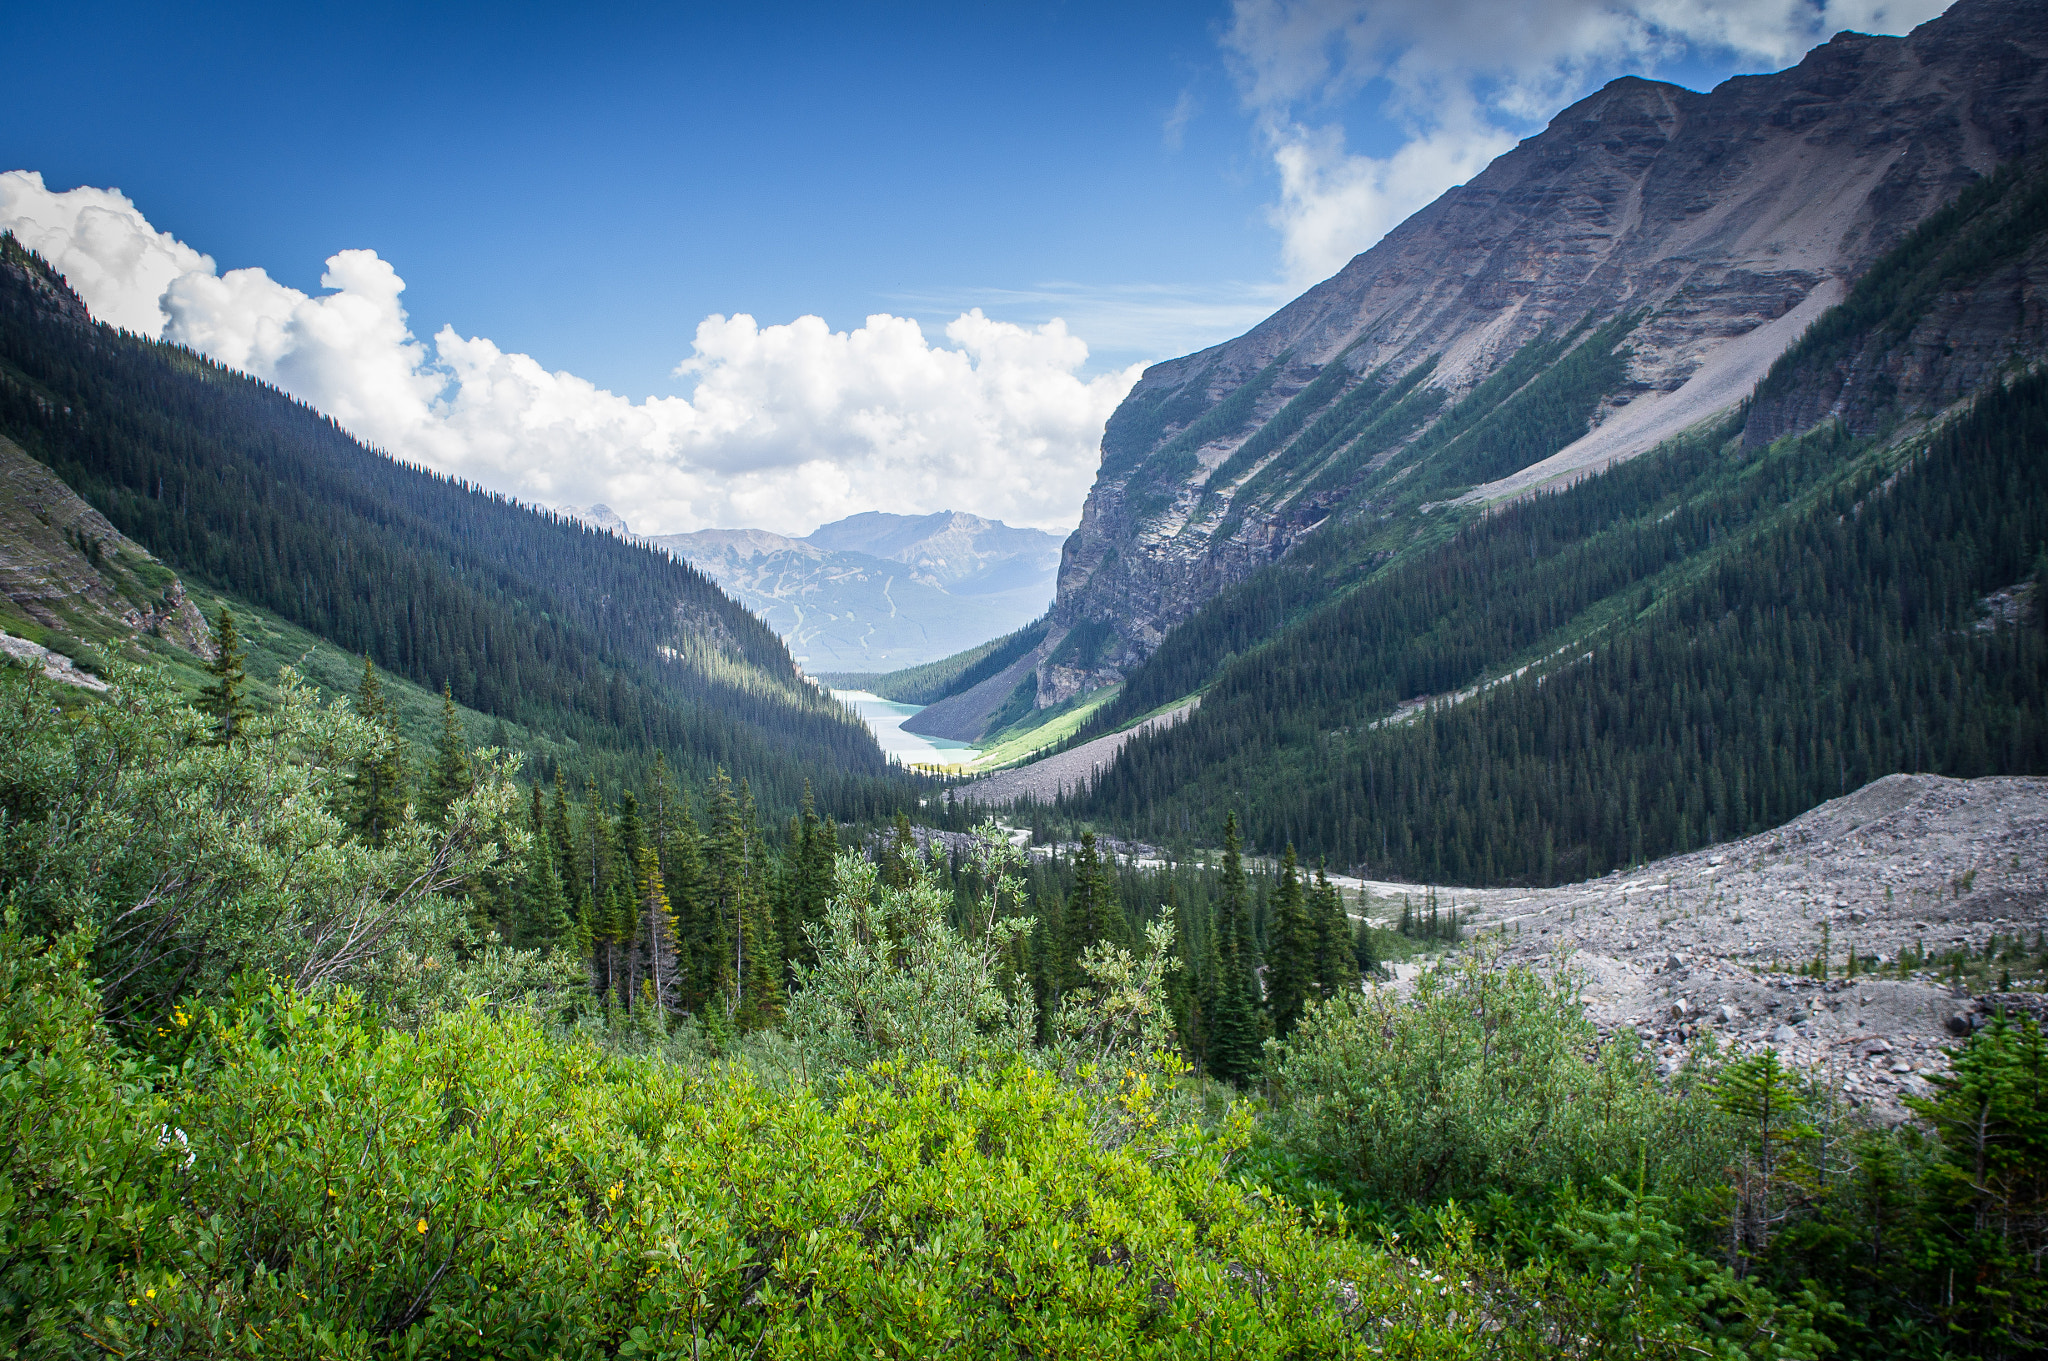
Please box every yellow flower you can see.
[417,1218,428,1233]
[145,1288,155,1300]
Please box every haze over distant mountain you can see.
[570,507,1062,673]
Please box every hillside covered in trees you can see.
[1050,145,2048,882]
[0,234,905,820]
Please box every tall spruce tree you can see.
[199,606,252,744]
[1310,862,1355,999]
[1207,813,1265,1084]
[348,656,406,846]
[1266,845,1315,1039]
[425,682,472,824]
[1061,832,1130,991]
[663,778,706,1013]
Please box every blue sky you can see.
[10,0,1274,392]
[1,1,1954,534]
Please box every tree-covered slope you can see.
[0,235,901,817]
[1061,163,2048,881]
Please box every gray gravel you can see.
[1340,774,2048,1121]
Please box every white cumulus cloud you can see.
[1224,0,1957,286]
[1,172,1140,537]
[0,171,214,335]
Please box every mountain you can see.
[1032,0,2048,706]
[905,0,2048,882]
[639,510,1062,672]
[1055,135,2048,881]
[0,234,904,819]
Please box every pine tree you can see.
[1266,845,1314,1039]
[735,780,782,1028]
[425,682,472,824]
[663,779,706,1013]
[348,656,406,846]
[1207,812,1266,1084]
[1354,916,1380,978]
[1310,862,1355,999]
[1061,832,1130,991]
[519,818,574,948]
[199,606,252,743]
[776,782,836,986]
[702,769,745,1016]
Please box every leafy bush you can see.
[0,664,544,1027]
[1266,948,1729,1213]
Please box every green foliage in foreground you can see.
[1,927,1846,1361]
[1267,948,1727,1214]
[0,654,2038,1359]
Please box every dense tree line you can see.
[0,234,905,821]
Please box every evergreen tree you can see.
[518,820,575,950]
[776,782,835,985]
[1266,845,1315,1039]
[1207,812,1265,1084]
[1310,862,1355,999]
[701,769,745,1015]
[1354,916,1380,978]
[348,656,406,846]
[735,780,782,1028]
[199,606,252,744]
[425,682,472,824]
[1061,832,1130,991]
[663,778,706,1013]
[635,844,680,1012]
[547,771,578,898]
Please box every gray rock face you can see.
[1042,0,2048,704]
[0,431,213,661]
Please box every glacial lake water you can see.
[833,690,982,767]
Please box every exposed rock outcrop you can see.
[0,431,213,660]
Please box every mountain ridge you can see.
[634,509,1062,672]
[0,233,899,817]
[1036,0,2048,705]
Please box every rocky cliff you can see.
[1041,0,2048,704]
[0,430,214,673]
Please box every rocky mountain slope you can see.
[1037,0,2048,704]
[0,430,211,685]
[639,510,1060,672]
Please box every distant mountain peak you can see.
[643,509,1065,671]
[561,503,633,536]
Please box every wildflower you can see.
[418,1218,428,1233]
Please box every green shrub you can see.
[1266,948,1729,1214]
